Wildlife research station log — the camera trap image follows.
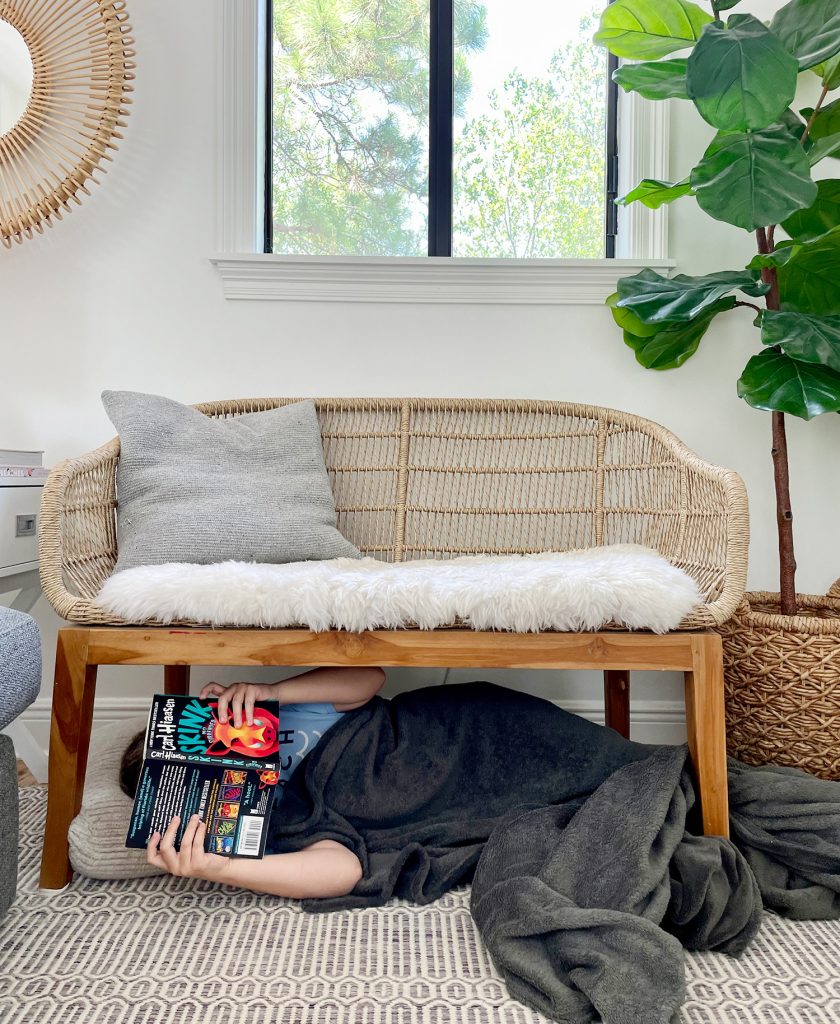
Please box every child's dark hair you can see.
[120,730,146,798]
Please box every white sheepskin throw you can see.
[96,545,700,634]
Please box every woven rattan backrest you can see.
[42,397,747,627]
[195,399,732,593]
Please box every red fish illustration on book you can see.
[205,703,280,757]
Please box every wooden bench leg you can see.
[164,665,190,696]
[603,670,630,738]
[684,634,729,839]
[40,628,97,889]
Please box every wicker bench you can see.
[37,398,749,888]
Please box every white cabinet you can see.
[0,480,43,577]
[1,449,45,578]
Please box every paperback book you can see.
[125,694,282,858]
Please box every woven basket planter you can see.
[718,587,840,780]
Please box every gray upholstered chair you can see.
[1,607,42,917]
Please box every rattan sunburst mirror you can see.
[0,0,134,247]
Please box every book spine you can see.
[143,699,156,760]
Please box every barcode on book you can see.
[236,816,264,857]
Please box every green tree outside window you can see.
[270,1,609,258]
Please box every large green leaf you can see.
[777,228,840,313]
[623,320,705,369]
[594,0,712,60]
[624,301,733,369]
[616,268,759,323]
[737,348,840,419]
[801,98,840,142]
[762,310,840,372]
[778,108,814,150]
[617,178,694,209]
[811,53,840,90]
[747,241,799,271]
[809,133,840,164]
[687,15,798,132]
[771,0,840,71]
[690,126,818,230]
[623,330,647,354]
[612,59,689,100]
[781,180,840,241]
[607,292,661,337]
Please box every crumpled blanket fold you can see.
[471,746,763,1024]
[727,757,840,920]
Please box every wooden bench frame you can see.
[39,625,728,889]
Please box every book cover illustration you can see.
[126,695,281,859]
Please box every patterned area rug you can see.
[2,789,839,1024]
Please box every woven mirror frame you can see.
[0,0,134,247]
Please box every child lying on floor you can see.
[120,667,384,899]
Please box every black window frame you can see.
[263,0,274,255]
[263,0,619,259]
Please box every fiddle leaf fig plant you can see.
[595,0,840,616]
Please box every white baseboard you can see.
[2,720,49,782]
[21,696,153,724]
[14,696,687,783]
[11,698,152,783]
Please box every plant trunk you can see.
[757,227,797,615]
[771,411,797,615]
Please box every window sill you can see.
[209,254,675,305]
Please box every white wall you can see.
[2,0,838,764]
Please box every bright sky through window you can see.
[460,0,601,120]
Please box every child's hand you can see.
[147,814,231,882]
[199,681,276,726]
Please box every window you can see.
[265,0,618,259]
[213,3,671,302]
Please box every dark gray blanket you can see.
[268,681,654,906]
[471,745,762,1024]
[266,682,840,1024]
[727,758,840,919]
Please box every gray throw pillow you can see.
[102,391,360,572]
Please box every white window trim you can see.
[212,0,673,304]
